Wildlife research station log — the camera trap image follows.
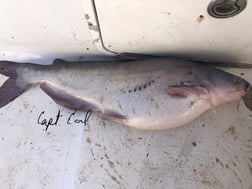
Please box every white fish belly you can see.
[101,84,211,130]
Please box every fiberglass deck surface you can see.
[0,66,251,189]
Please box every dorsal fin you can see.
[52,59,67,65]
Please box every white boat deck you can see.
[0,0,251,188]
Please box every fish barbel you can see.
[0,58,250,130]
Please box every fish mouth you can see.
[242,82,252,111]
[245,82,252,94]
[236,80,251,97]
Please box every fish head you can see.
[197,67,251,106]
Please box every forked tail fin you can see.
[0,61,30,108]
[0,60,19,77]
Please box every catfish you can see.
[0,58,250,130]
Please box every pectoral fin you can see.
[167,85,208,98]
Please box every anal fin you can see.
[41,82,128,125]
[40,82,98,111]
[102,109,127,124]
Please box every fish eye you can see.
[245,82,250,90]
[234,77,242,84]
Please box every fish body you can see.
[0,58,250,130]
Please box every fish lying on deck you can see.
[0,58,250,130]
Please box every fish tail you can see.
[0,60,19,77]
[0,61,30,108]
